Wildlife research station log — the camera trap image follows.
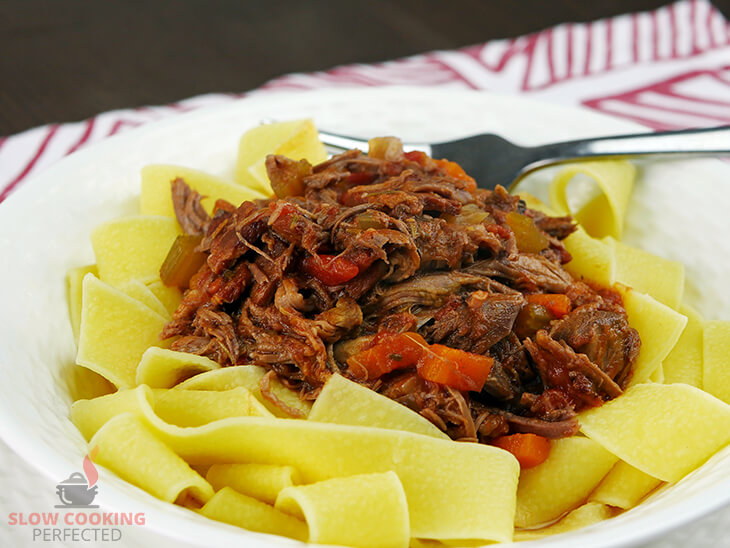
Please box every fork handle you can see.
[531,125,730,168]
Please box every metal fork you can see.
[318,125,730,191]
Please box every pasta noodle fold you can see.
[159,418,518,541]
[90,216,180,286]
[71,385,155,440]
[275,471,410,548]
[71,384,273,438]
[579,383,730,482]
[513,502,615,541]
[76,275,170,389]
[152,387,274,425]
[561,228,615,287]
[308,374,449,439]
[549,160,636,239]
[649,364,664,384]
[588,460,662,509]
[702,320,730,404]
[66,364,115,402]
[175,365,312,418]
[235,119,327,194]
[206,463,299,505]
[136,407,516,541]
[146,280,182,315]
[66,264,97,343]
[90,413,214,505]
[663,305,704,387]
[514,437,618,528]
[136,347,220,389]
[199,487,307,542]
[617,285,687,385]
[120,279,170,319]
[607,238,685,310]
[140,165,267,219]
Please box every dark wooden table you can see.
[1,0,728,135]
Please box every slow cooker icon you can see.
[55,472,98,508]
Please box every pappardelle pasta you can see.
[67,120,730,547]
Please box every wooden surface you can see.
[1,0,728,135]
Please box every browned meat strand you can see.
[171,178,210,236]
[421,292,526,355]
[465,255,574,293]
[162,142,640,444]
[549,306,640,387]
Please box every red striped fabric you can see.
[583,66,730,129]
[66,117,95,155]
[0,0,728,202]
[0,125,60,202]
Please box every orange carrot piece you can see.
[491,433,551,469]
[347,332,428,381]
[417,344,494,392]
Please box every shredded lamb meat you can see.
[160,140,640,444]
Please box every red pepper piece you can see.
[302,254,360,286]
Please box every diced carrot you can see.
[525,293,572,318]
[491,433,551,469]
[404,152,476,191]
[434,158,477,192]
[347,332,428,381]
[434,158,471,181]
[417,344,494,392]
[347,330,494,392]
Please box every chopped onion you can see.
[266,156,311,198]
[368,137,404,161]
[441,204,492,225]
[505,212,548,253]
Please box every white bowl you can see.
[0,87,728,547]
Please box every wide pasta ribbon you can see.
[308,374,449,439]
[703,321,730,405]
[175,365,313,418]
[276,472,410,548]
[199,487,307,542]
[548,160,636,240]
[616,285,687,386]
[76,274,170,389]
[136,348,220,389]
[206,463,299,505]
[589,461,663,510]
[514,437,618,528]
[91,413,214,505]
[579,383,730,482]
[140,164,266,218]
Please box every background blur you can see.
[1,0,729,135]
